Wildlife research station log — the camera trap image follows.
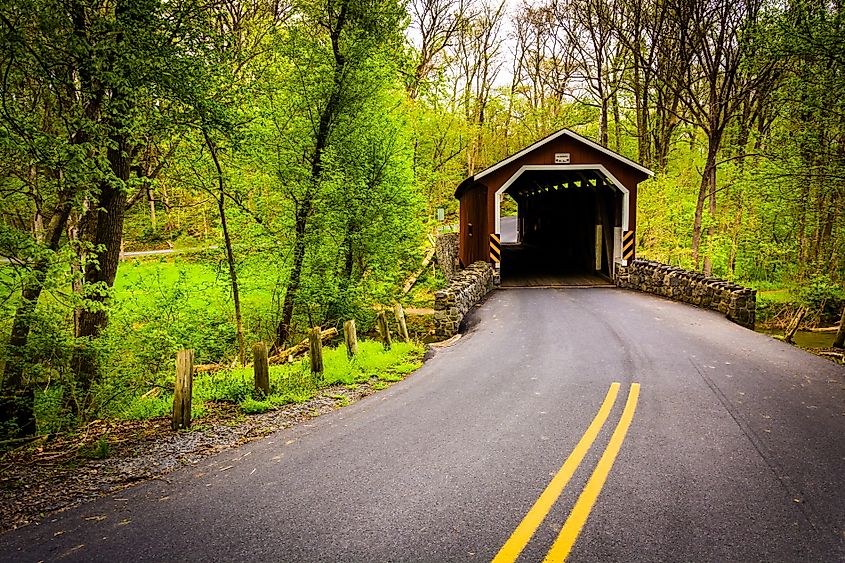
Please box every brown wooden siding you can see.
[458,183,488,267]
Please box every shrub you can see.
[240,398,273,414]
[121,394,172,420]
[798,275,845,326]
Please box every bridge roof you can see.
[454,128,653,199]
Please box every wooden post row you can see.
[172,349,194,431]
[309,326,324,376]
[395,303,410,343]
[343,319,358,357]
[253,342,270,395]
[377,311,392,350]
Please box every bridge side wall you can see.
[615,259,756,329]
[434,262,494,338]
[435,233,460,281]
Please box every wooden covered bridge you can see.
[455,129,654,286]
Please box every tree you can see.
[666,0,769,274]
[407,0,468,100]
[263,0,410,347]
[554,0,625,148]
[0,0,225,423]
[449,0,507,174]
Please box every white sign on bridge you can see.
[554,152,571,164]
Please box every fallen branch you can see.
[0,434,46,449]
[784,307,806,344]
[270,328,338,364]
[402,246,436,296]
[194,364,226,374]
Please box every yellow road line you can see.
[492,382,621,563]
[543,383,641,563]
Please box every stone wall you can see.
[435,233,460,281]
[615,259,756,329]
[434,261,494,338]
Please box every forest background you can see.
[0,0,843,438]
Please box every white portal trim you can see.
[475,129,654,183]
[493,164,631,234]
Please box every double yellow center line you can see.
[493,382,641,563]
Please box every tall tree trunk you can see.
[277,199,311,347]
[2,275,47,392]
[703,149,718,276]
[599,94,609,147]
[692,139,719,272]
[633,62,652,167]
[147,185,157,229]
[612,88,621,153]
[203,129,246,366]
[728,197,743,278]
[654,90,678,171]
[74,142,130,402]
[67,207,86,337]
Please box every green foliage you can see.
[120,394,172,421]
[80,437,111,460]
[797,275,845,325]
[239,398,273,414]
[200,374,255,404]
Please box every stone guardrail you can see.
[434,261,494,338]
[615,259,756,329]
[435,232,459,281]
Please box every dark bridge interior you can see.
[500,169,621,287]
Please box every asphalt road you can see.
[2,288,844,562]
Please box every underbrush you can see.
[118,340,423,419]
[755,275,844,328]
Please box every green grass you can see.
[119,339,424,421]
[757,289,793,304]
[115,255,276,316]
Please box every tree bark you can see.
[692,135,720,272]
[202,129,246,366]
[74,141,130,398]
[147,185,157,229]
[0,194,72,428]
[2,276,47,391]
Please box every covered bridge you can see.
[455,129,654,286]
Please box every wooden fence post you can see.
[309,326,324,376]
[253,342,270,395]
[394,303,410,343]
[343,319,358,357]
[377,311,392,350]
[172,349,194,431]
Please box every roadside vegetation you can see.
[110,341,422,424]
[29,338,423,438]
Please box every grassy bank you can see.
[30,340,423,435]
[120,340,423,421]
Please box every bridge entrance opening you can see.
[498,168,622,287]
